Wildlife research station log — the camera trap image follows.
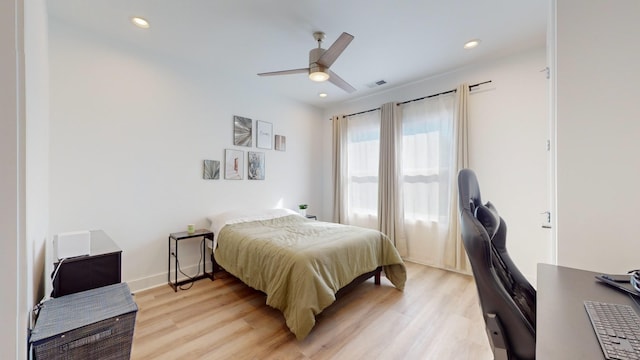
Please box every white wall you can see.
[322,47,551,282]
[2,1,49,358]
[1,0,25,357]
[48,20,325,291]
[25,0,49,313]
[554,0,640,273]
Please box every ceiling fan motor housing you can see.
[308,47,329,80]
[309,48,326,70]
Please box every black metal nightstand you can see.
[168,229,214,291]
[305,215,318,220]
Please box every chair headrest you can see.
[458,169,482,212]
[474,201,500,239]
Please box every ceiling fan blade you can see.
[317,32,354,68]
[257,68,309,76]
[327,69,356,93]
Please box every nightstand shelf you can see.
[168,229,214,291]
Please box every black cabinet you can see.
[52,230,121,298]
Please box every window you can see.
[346,111,380,229]
[401,94,455,223]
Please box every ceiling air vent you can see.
[366,79,387,88]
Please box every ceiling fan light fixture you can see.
[309,63,329,82]
[309,71,329,82]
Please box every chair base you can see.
[487,313,509,360]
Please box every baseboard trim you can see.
[127,262,212,293]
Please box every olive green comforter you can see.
[214,215,406,340]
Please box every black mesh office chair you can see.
[457,169,536,360]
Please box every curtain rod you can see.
[396,80,492,106]
[333,80,492,120]
[344,107,381,118]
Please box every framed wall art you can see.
[248,151,265,180]
[256,120,273,149]
[274,135,286,151]
[203,160,220,180]
[233,115,252,147]
[224,149,244,180]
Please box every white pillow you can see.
[207,208,299,237]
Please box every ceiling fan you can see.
[258,31,356,93]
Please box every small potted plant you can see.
[298,204,308,217]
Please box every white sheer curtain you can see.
[346,110,381,229]
[400,93,456,268]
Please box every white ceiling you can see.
[47,0,547,108]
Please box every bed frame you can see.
[336,266,381,299]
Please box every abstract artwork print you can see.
[203,160,220,179]
[248,151,265,180]
[233,116,252,147]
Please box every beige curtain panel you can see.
[377,102,408,256]
[444,83,470,272]
[331,115,348,224]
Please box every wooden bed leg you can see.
[374,267,381,285]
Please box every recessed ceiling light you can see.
[131,17,150,29]
[464,39,481,49]
[318,92,328,98]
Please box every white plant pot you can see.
[299,209,307,217]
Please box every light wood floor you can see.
[130,262,492,359]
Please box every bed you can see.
[208,209,406,340]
